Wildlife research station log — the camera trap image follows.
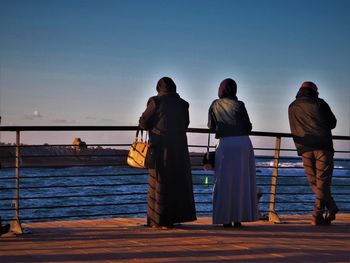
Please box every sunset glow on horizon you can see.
[0,0,349,145]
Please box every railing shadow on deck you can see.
[0,126,349,234]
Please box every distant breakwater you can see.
[0,145,204,168]
[0,145,129,168]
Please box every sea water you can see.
[0,158,349,222]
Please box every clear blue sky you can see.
[0,0,349,144]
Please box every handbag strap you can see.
[206,131,211,158]
[135,126,143,141]
[136,126,150,143]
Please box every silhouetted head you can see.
[156,77,176,95]
[218,78,237,99]
[301,81,318,92]
[296,81,319,98]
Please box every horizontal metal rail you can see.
[0,126,349,230]
[0,125,348,138]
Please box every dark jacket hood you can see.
[296,87,319,99]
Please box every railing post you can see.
[268,136,282,223]
[11,130,23,234]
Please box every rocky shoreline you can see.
[0,144,129,168]
[0,144,204,169]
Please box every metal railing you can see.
[0,126,349,234]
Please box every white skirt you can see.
[213,136,258,224]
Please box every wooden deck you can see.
[1,215,350,262]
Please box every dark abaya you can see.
[139,77,197,227]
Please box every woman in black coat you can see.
[139,77,197,228]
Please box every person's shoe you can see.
[151,223,174,230]
[0,224,10,236]
[233,222,242,228]
[259,214,269,221]
[311,215,328,226]
[325,207,339,224]
[223,223,233,227]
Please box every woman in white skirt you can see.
[208,78,258,227]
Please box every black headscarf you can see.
[156,77,177,95]
[218,78,237,99]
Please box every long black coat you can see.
[139,92,196,226]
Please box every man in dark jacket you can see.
[288,81,338,226]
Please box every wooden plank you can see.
[1,215,349,262]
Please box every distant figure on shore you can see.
[288,81,338,226]
[72,137,87,152]
[139,77,197,228]
[208,78,258,227]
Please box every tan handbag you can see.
[127,129,150,168]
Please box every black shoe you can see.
[223,223,233,227]
[311,215,328,226]
[151,223,174,230]
[0,224,10,236]
[259,214,269,221]
[325,207,339,224]
[233,222,242,228]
